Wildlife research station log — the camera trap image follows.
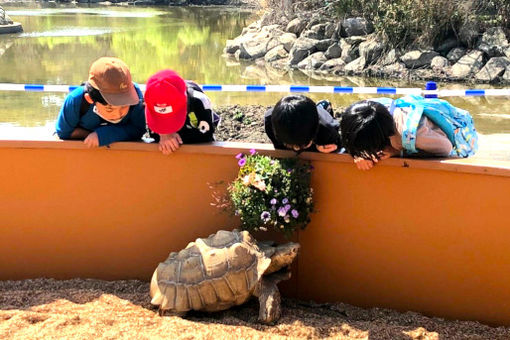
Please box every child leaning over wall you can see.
[55,57,146,147]
[143,69,220,155]
[340,95,478,171]
[264,95,343,154]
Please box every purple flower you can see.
[291,209,299,218]
[284,204,291,212]
[238,158,246,167]
[287,169,292,173]
[277,206,287,217]
[282,198,289,204]
[235,153,244,159]
[270,160,275,165]
[249,148,256,155]
[270,198,278,205]
[309,164,315,170]
[260,211,271,222]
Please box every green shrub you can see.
[228,150,314,238]
[333,0,508,48]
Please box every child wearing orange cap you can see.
[144,69,219,155]
[56,57,146,147]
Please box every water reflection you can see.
[0,4,509,156]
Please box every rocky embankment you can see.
[224,16,510,84]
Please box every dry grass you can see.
[1,278,510,339]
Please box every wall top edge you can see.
[0,139,509,177]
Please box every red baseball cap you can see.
[145,69,188,134]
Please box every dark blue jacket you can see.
[55,84,146,146]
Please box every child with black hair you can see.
[340,99,454,170]
[264,95,342,153]
[56,57,145,147]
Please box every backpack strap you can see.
[393,96,424,154]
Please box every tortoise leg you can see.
[257,271,291,324]
[158,308,186,318]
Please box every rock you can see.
[288,37,319,66]
[239,37,272,59]
[242,21,261,36]
[344,56,366,73]
[450,50,485,78]
[341,17,373,37]
[431,56,449,70]
[325,43,341,59]
[265,45,289,63]
[279,33,297,52]
[325,23,336,39]
[305,16,321,30]
[379,49,399,66]
[319,57,346,72]
[225,37,241,54]
[435,38,460,55]
[316,39,334,52]
[505,46,510,59]
[477,27,509,57]
[382,62,408,78]
[359,38,384,65]
[0,7,13,25]
[340,38,361,63]
[286,18,307,36]
[458,21,480,48]
[297,52,327,70]
[503,66,510,82]
[446,47,466,63]
[400,50,439,68]
[475,57,510,82]
[301,24,327,40]
[238,28,285,60]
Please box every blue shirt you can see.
[55,84,146,146]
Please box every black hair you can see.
[84,81,107,105]
[271,95,319,149]
[340,100,396,159]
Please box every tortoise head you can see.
[263,242,300,275]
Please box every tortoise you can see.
[150,229,299,324]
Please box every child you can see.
[265,95,342,154]
[55,57,145,147]
[340,96,477,170]
[144,69,219,155]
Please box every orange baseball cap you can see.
[88,57,140,106]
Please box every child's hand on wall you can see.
[317,144,338,153]
[159,133,183,155]
[353,157,376,171]
[84,132,99,148]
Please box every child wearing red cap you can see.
[144,69,219,155]
[55,57,146,147]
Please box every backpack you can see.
[373,95,478,158]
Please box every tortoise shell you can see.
[150,230,271,313]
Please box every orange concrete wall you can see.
[1,140,510,325]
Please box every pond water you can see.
[1,4,510,159]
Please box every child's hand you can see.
[353,157,376,171]
[159,133,183,155]
[317,144,338,153]
[84,132,99,148]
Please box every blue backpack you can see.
[373,95,478,158]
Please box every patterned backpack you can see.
[373,95,478,157]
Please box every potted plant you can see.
[227,149,314,238]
